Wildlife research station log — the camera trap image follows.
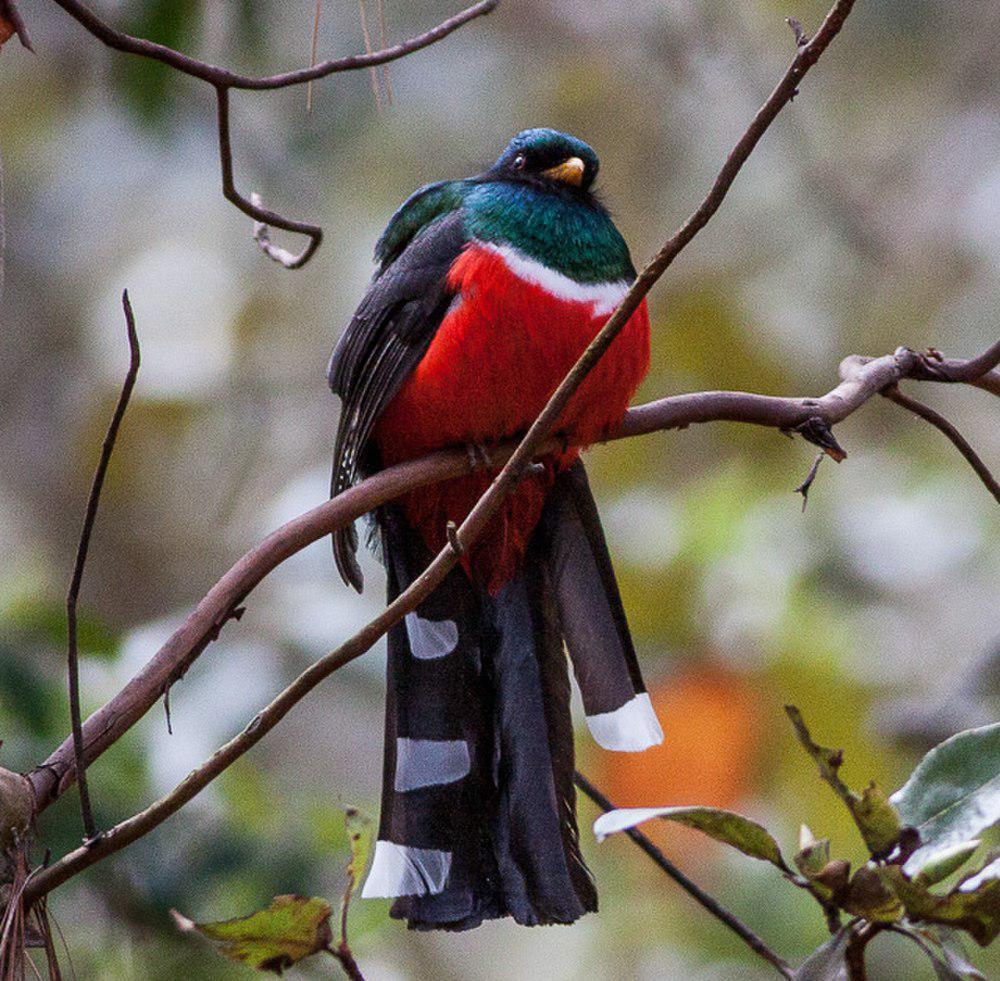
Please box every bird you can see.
[328,128,663,930]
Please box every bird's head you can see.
[483,128,600,193]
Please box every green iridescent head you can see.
[483,129,600,192]
[375,129,632,283]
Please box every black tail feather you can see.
[363,460,658,930]
[540,461,663,752]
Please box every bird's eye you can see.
[513,154,526,170]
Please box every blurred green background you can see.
[1,0,998,977]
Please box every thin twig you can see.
[26,340,998,815]
[23,0,860,900]
[795,453,825,511]
[329,945,365,981]
[358,0,382,110]
[574,772,793,978]
[882,385,1000,503]
[376,0,393,105]
[856,341,1000,396]
[215,87,322,269]
[305,0,322,113]
[65,291,140,841]
[786,17,809,47]
[445,520,464,556]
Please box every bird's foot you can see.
[464,442,493,472]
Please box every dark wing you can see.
[328,209,467,591]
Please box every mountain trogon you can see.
[328,129,663,930]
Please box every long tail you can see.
[362,461,661,929]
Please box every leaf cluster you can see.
[595,710,1000,978]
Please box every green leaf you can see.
[792,926,851,980]
[882,866,1000,947]
[172,895,333,974]
[917,841,982,887]
[890,724,1000,876]
[785,706,902,855]
[593,806,786,869]
[857,782,904,855]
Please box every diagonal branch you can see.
[65,291,140,841]
[20,0,862,901]
[574,771,793,978]
[882,385,1000,503]
[22,333,997,901]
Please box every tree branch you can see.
[215,86,321,269]
[574,771,793,978]
[20,1,993,924]
[17,0,864,898]
[882,385,1000,503]
[48,0,498,90]
[41,0,499,266]
[65,291,140,842]
[23,0,868,810]
[904,339,1000,393]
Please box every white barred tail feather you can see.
[537,462,664,753]
[361,841,452,898]
[364,460,661,929]
[586,693,663,752]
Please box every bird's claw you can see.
[465,442,492,472]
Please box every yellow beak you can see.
[541,156,586,186]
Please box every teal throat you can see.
[376,179,635,285]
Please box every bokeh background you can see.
[2,0,999,977]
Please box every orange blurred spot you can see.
[594,664,763,863]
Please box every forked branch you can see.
[39,0,499,266]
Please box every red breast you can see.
[376,243,650,592]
